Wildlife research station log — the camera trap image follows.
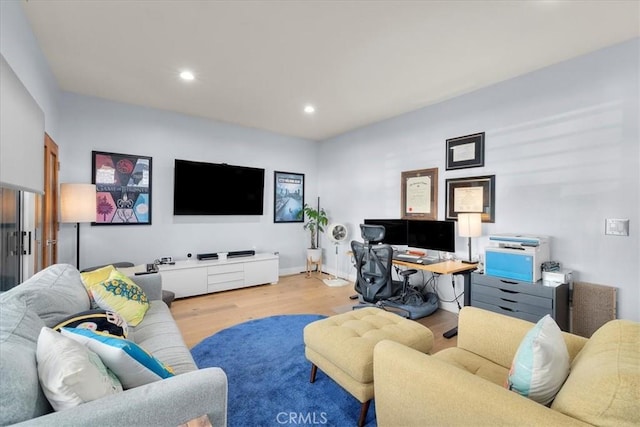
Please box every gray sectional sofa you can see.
[0,263,227,426]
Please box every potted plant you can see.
[300,203,328,261]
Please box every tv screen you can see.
[363,219,408,246]
[407,220,455,253]
[173,159,265,215]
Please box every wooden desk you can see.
[393,259,477,338]
[393,259,477,276]
[392,260,477,305]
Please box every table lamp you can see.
[60,183,96,269]
[458,213,482,264]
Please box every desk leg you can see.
[443,271,471,339]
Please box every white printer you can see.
[484,234,550,282]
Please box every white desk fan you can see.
[323,223,350,287]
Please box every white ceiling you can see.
[22,0,640,141]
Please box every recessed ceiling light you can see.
[179,70,195,81]
[304,105,315,114]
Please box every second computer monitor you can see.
[407,220,455,253]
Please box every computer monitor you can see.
[407,220,455,253]
[363,219,408,246]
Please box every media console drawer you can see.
[470,272,569,330]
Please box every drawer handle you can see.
[500,298,516,303]
[499,288,518,294]
[499,306,515,312]
[500,279,519,285]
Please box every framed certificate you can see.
[445,175,495,222]
[446,132,485,170]
[401,168,438,220]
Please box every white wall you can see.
[0,1,61,138]
[56,93,319,274]
[318,38,640,321]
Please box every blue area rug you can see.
[191,314,377,427]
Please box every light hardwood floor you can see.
[171,272,459,353]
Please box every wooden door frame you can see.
[40,133,59,270]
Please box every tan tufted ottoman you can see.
[303,307,434,427]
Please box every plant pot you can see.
[307,248,322,262]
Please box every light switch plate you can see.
[605,218,629,236]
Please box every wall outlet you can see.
[605,218,629,236]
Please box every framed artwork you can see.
[274,171,304,223]
[446,132,485,170]
[401,168,438,220]
[92,151,152,225]
[445,175,495,223]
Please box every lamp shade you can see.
[60,183,96,223]
[458,213,482,238]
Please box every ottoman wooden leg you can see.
[358,400,371,427]
[310,364,317,383]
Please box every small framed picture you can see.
[446,132,485,170]
[445,175,495,223]
[274,171,304,223]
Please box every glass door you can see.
[0,187,21,291]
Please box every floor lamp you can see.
[458,213,482,264]
[60,183,96,270]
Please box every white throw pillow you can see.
[36,327,123,411]
[507,315,570,405]
[60,327,174,389]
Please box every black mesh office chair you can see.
[351,224,439,319]
[351,224,405,306]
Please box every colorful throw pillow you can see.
[60,327,174,389]
[81,265,116,309]
[86,269,149,326]
[53,309,129,339]
[80,265,115,288]
[507,315,570,405]
[36,327,123,411]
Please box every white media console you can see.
[158,253,279,298]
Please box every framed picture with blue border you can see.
[274,171,304,223]
[92,151,152,225]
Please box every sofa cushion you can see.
[507,315,569,405]
[551,319,640,427]
[132,301,197,375]
[37,327,123,411]
[0,264,90,327]
[0,299,52,425]
[86,268,150,326]
[61,327,174,389]
[433,347,509,386]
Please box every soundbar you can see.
[197,250,256,261]
[197,253,218,260]
[228,250,256,258]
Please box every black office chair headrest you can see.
[360,224,385,243]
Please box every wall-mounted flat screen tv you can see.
[173,159,265,215]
